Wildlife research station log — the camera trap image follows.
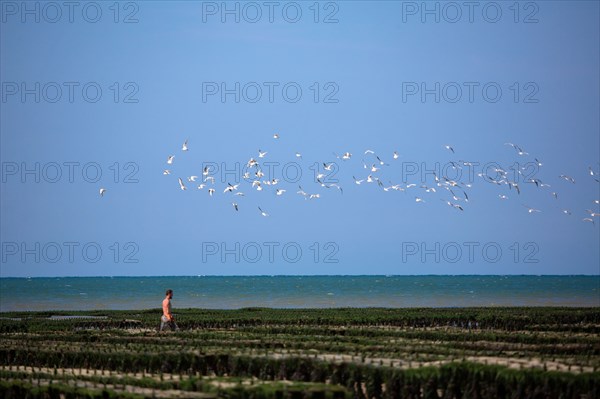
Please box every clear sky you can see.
[1,1,599,277]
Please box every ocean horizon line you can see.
[2,274,600,279]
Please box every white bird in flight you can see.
[163,170,171,175]
[323,162,334,171]
[258,206,269,217]
[182,139,188,151]
[167,155,175,164]
[99,188,106,197]
[223,183,239,193]
[559,175,575,184]
[258,149,268,158]
[505,143,528,156]
[523,205,540,213]
[444,145,455,154]
[353,176,364,185]
[178,178,186,191]
[273,133,279,139]
[276,189,286,196]
[232,202,238,211]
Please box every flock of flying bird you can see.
[98,133,599,226]
[146,134,600,226]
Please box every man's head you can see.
[165,289,173,299]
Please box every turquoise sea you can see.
[1,275,598,312]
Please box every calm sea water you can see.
[1,276,598,312]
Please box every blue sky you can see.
[1,1,599,277]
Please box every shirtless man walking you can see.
[160,289,179,331]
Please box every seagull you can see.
[393,151,399,160]
[559,175,575,184]
[364,149,375,155]
[252,180,262,191]
[388,183,404,192]
[223,183,239,193]
[297,186,308,197]
[444,145,455,153]
[370,164,380,172]
[329,183,343,194]
[323,162,334,171]
[535,158,543,167]
[167,155,175,164]
[99,188,106,197]
[562,209,572,215]
[595,200,600,205]
[182,139,188,151]
[353,176,364,185]
[163,170,171,175]
[247,158,258,167]
[234,192,245,196]
[188,176,198,182]
[442,200,463,211]
[309,194,320,199]
[376,156,388,166]
[449,161,462,170]
[415,197,425,203]
[204,176,215,184]
[202,167,210,176]
[295,152,302,159]
[589,166,596,176]
[178,178,186,191]
[197,184,206,190]
[258,206,269,217]
[258,149,268,158]
[276,189,286,196]
[273,133,279,139]
[341,152,352,160]
[505,143,529,156]
[523,205,540,213]
[232,202,238,211]
[498,195,508,200]
[208,188,215,196]
[585,210,600,217]
[582,218,595,225]
[551,192,558,199]
[508,182,520,195]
